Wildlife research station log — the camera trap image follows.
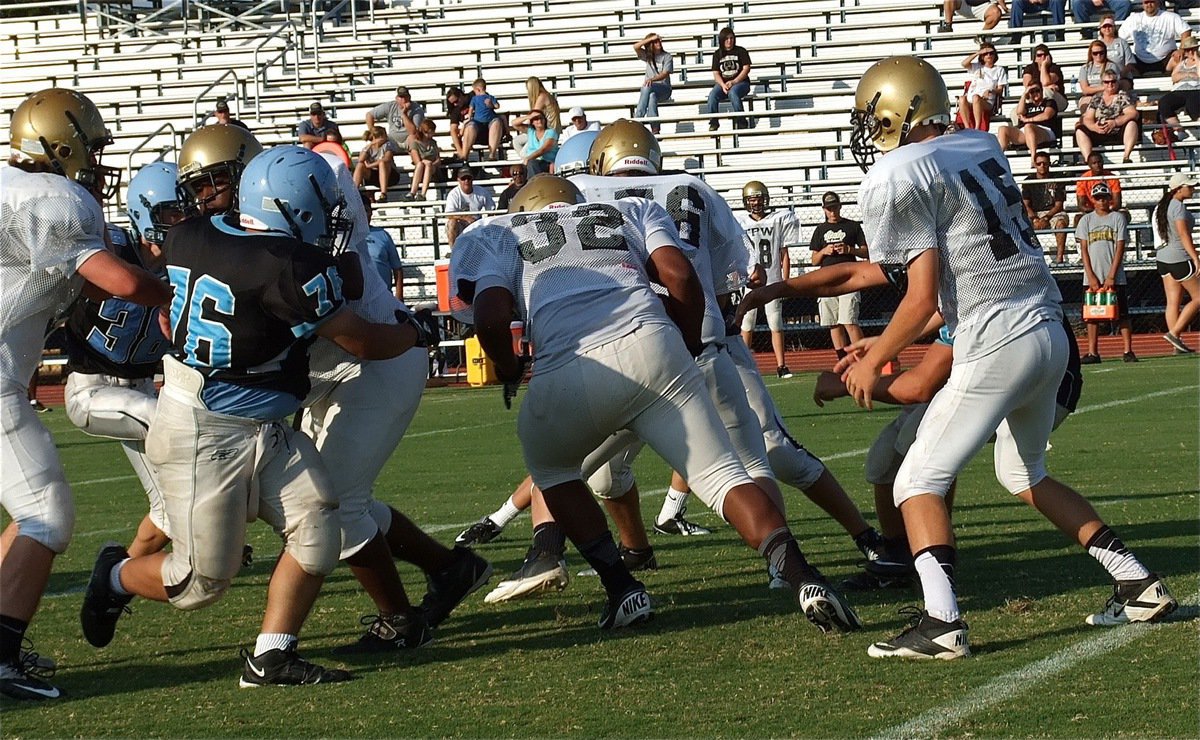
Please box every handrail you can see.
[191,68,241,128]
[311,0,357,71]
[252,19,300,113]
[125,121,178,205]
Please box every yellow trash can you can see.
[465,336,497,386]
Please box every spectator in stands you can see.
[1078,40,1126,111]
[405,119,442,202]
[366,86,426,165]
[1098,14,1136,78]
[1072,0,1131,32]
[526,77,562,133]
[939,0,1007,34]
[497,167,528,210]
[959,42,1007,131]
[444,86,471,160]
[361,191,404,299]
[706,27,752,131]
[1077,182,1136,363]
[559,106,601,144]
[633,32,674,134]
[297,102,342,149]
[459,78,503,162]
[1118,0,1191,76]
[1154,172,1200,354]
[997,84,1061,168]
[353,125,399,202]
[1023,44,1067,108]
[809,191,868,361]
[1022,152,1070,262]
[1075,70,1140,162]
[444,166,495,248]
[512,109,558,177]
[1159,36,1200,142]
[1009,0,1066,42]
[1073,151,1125,232]
[210,97,249,130]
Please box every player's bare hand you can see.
[747,264,766,288]
[843,360,881,411]
[735,287,768,326]
[832,336,876,375]
[812,371,848,408]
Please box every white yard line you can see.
[1072,386,1196,415]
[870,594,1198,740]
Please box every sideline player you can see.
[64,163,181,561]
[736,180,796,379]
[452,175,858,632]
[1,88,172,700]
[842,56,1174,659]
[79,146,424,686]
[305,153,491,654]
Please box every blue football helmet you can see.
[125,161,184,245]
[237,145,351,251]
[553,130,598,177]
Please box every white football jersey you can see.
[735,209,799,284]
[0,166,106,383]
[574,173,748,345]
[859,129,1062,361]
[450,198,682,373]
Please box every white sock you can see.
[489,496,522,528]
[109,558,131,596]
[657,487,689,524]
[254,633,296,657]
[914,551,960,623]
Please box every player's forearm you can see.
[473,286,522,380]
[862,294,936,373]
[780,261,884,298]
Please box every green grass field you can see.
[3,355,1198,738]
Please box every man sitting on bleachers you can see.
[1119,0,1191,76]
[297,102,342,149]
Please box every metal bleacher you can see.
[1,0,1195,323]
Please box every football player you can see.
[841,56,1174,659]
[303,153,491,654]
[78,146,423,687]
[736,180,796,379]
[453,175,856,632]
[1,88,172,701]
[64,162,181,562]
[176,123,263,216]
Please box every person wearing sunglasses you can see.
[1022,44,1067,108]
[1078,40,1124,110]
[1075,72,1139,163]
[515,108,559,178]
[1159,35,1200,142]
[960,43,1007,130]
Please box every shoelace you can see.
[20,639,54,679]
[893,605,926,636]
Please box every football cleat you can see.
[332,612,433,655]
[80,541,133,648]
[578,544,658,577]
[1086,574,1177,626]
[0,659,62,701]
[654,515,712,537]
[598,584,654,630]
[798,581,863,633]
[868,607,969,660]
[853,528,887,563]
[455,517,504,547]
[239,646,353,687]
[418,546,492,628]
[838,569,911,591]
[485,549,569,603]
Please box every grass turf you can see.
[2,354,1197,737]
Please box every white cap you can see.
[568,106,586,119]
[1169,172,1200,190]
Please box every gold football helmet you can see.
[742,180,769,216]
[177,124,263,213]
[507,174,584,213]
[9,88,118,199]
[588,119,661,176]
[850,56,950,172]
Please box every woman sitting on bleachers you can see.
[959,42,1007,131]
[1159,36,1200,142]
[1075,70,1140,163]
[1078,40,1124,111]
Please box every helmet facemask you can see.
[273,173,353,253]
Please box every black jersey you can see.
[65,227,171,379]
[163,215,344,400]
[809,218,866,267]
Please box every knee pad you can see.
[167,571,232,611]
[586,456,636,500]
[993,437,1049,495]
[286,504,341,576]
[15,480,74,554]
[338,496,388,561]
[764,432,826,490]
[368,498,393,534]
